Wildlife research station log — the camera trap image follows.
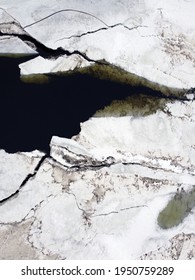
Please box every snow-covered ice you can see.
[1,0,195,260]
[0,0,195,89]
[0,150,45,202]
[1,98,195,259]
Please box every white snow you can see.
[0,36,37,54]
[35,98,195,259]
[0,0,195,89]
[1,98,195,259]
[0,149,45,201]
[51,100,195,174]
[0,159,61,224]
[19,54,93,75]
[1,0,195,260]
[27,161,195,259]
[0,8,36,54]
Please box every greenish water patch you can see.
[0,53,187,96]
[0,53,36,58]
[21,74,50,84]
[46,63,184,118]
[158,187,195,229]
[78,63,185,98]
[47,62,185,97]
[94,94,167,117]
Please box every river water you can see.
[0,56,139,153]
[0,55,174,155]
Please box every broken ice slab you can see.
[0,150,45,202]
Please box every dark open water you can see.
[0,56,171,153]
[0,56,141,153]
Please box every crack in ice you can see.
[55,23,148,43]
[0,154,47,206]
[91,205,147,218]
[0,20,109,64]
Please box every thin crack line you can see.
[56,26,109,42]
[27,195,57,257]
[0,203,38,226]
[24,9,109,29]
[0,28,105,64]
[92,211,119,217]
[65,191,85,213]
[91,205,147,218]
[120,205,147,211]
[55,23,148,43]
[155,66,189,87]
